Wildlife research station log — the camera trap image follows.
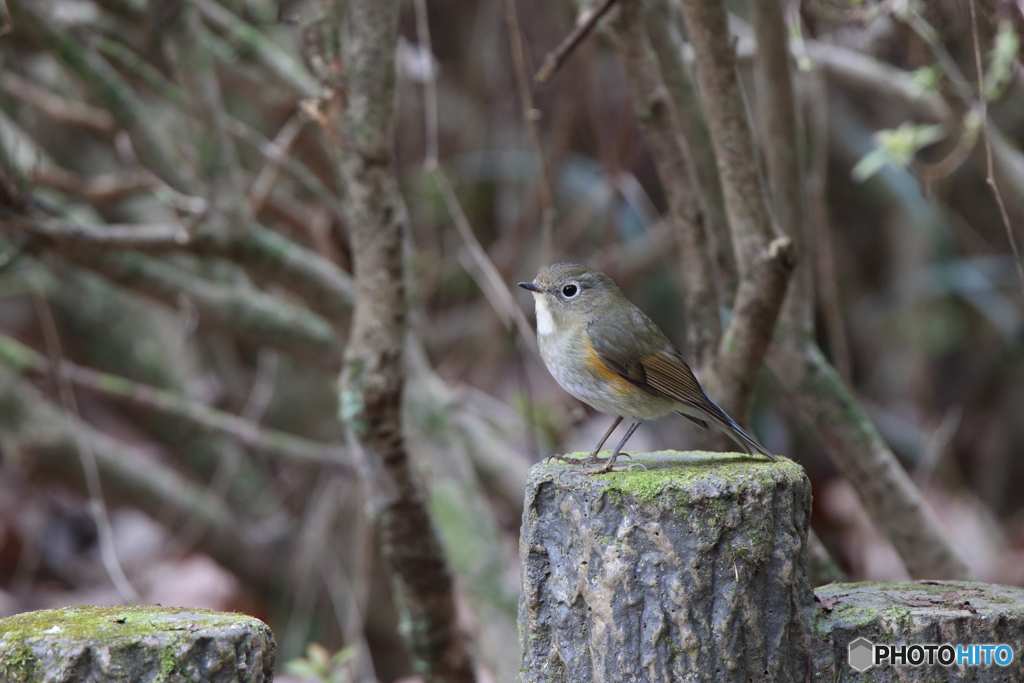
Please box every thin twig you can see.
[534,0,620,84]
[249,116,305,216]
[0,72,116,135]
[0,332,348,466]
[914,405,962,488]
[608,0,719,366]
[412,0,439,170]
[8,217,191,249]
[241,348,280,423]
[969,0,1024,295]
[30,285,140,603]
[807,72,852,383]
[502,0,556,266]
[228,118,347,223]
[432,168,537,349]
[29,166,152,204]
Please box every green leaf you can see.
[908,65,942,95]
[853,121,948,182]
[284,660,324,679]
[330,645,358,666]
[985,21,1020,101]
[851,148,894,182]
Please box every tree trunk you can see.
[518,451,814,682]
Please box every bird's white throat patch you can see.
[534,295,555,336]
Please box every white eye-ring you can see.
[562,283,579,298]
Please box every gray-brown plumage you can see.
[519,263,775,470]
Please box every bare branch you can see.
[29,166,152,204]
[412,0,439,169]
[0,333,348,467]
[678,0,794,421]
[643,0,735,301]
[535,0,620,84]
[227,118,348,225]
[0,364,279,594]
[502,0,556,265]
[751,0,810,333]
[1,71,115,135]
[433,168,537,350]
[32,286,139,602]
[608,0,720,365]
[249,116,305,216]
[7,217,191,249]
[806,73,851,383]
[767,342,971,579]
[969,0,1024,295]
[679,0,777,269]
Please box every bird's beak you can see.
[518,281,542,293]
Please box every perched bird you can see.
[518,263,775,471]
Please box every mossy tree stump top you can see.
[0,605,275,682]
[519,450,814,682]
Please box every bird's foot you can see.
[589,452,638,473]
[544,453,592,465]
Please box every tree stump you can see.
[811,580,1024,682]
[0,605,275,682]
[519,451,814,682]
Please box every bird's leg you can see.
[545,416,622,465]
[595,418,643,473]
[585,416,623,463]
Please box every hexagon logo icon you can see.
[848,637,875,672]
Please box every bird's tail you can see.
[713,414,776,461]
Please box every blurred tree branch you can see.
[643,0,736,301]
[0,365,281,595]
[0,333,347,467]
[677,0,794,424]
[333,0,476,680]
[608,0,721,367]
[744,0,971,580]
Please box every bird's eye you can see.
[562,284,578,298]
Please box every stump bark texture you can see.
[811,580,1024,682]
[0,605,275,682]
[519,451,814,682]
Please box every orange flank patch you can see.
[583,343,635,395]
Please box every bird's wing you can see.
[585,305,665,394]
[586,309,728,424]
[640,348,775,457]
[587,308,775,459]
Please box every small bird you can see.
[518,263,776,472]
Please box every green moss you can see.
[0,605,248,642]
[0,605,261,682]
[584,451,803,509]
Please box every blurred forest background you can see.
[0,0,1023,680]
